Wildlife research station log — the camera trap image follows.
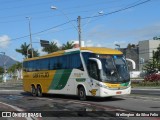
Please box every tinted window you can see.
[23,53,84,71]
[82,52,95,66]
[88,60,99,80]
[69,53,83,70]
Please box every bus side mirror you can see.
[126,58,136,70]
[89,58,102,70]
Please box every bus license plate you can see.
[116,91,122,94]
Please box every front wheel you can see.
[78,87,86,101]
[37,85,42,97]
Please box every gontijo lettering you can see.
[33,72,49,78]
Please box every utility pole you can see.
[26,17,34,58]
[77,16,81,47]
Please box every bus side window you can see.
[88,60,99,80]
[69,53,84,71]
[28,61,32,72]
[50,57,55,70]
[23,62,27,72]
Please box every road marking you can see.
[0,101,23,111]
[0,102,39,120]
[0,90,23,92]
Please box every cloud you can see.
[52,39,61,47]
[85,40,103,47]
[0,35,10,48]
[38,48,47,56]
[84,22,160,48]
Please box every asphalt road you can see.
[0,80,160,120]
[0,90,160,120]
[131,88,160,96]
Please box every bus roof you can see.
[80,47,122,55]
[24,47,122,61]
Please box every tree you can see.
[127,43,137,49]
[143,59,157,74]
[0,67,4,74]
[143,44,160,73]
[153,45,160,70]
[8,62,22,74]
[16,42,39,58]
[15,42,29,58]
[153,36,160,40]
[42,41,59,54]
[61,41,74,50]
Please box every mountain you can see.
[0,54,18,68]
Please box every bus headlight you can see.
[96,83,109,88]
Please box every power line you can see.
[81,0,151,19]
[0,0,152,43]
[0,1,53,11]
[0,0,151,24]
[0,20,75,43]
[32,20,76,36]
[0,0,140,22]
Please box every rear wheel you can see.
[78,87,86,101]
[37,85,42,97]
[31,85,36,96]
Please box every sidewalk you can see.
[132,87,160,90]
[0,79,23,90]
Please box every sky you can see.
[0,0,160,62]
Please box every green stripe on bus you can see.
[49,69,72,90]
[120,82,129,86]
[64,51,80,55]
[49,70,63,89]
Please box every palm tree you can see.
[15,42,29,58]
[42,41,59,54]
[62,41,74,50]
[16,42,39,58]
[8,62,22,74]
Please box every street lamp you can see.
[83,11,104,28]
[50,6,81,47]
[51,6,78,31]
[26,17,34,58]
[115,44,120,50]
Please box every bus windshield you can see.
[98,55,130,83]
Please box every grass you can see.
[132,81,160,87]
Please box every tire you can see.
[78,87,86,101]
[37,85,42,97]
[31,85,37,96]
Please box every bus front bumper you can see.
[99,87,131,97]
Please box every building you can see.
[139,39,160,70]
[120,46,139,71]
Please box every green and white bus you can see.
[23,47,131,100]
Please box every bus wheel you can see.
[31,85,36,96]
[37,85,42,97]
[78,87,86,101]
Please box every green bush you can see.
[132,81,160,87]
